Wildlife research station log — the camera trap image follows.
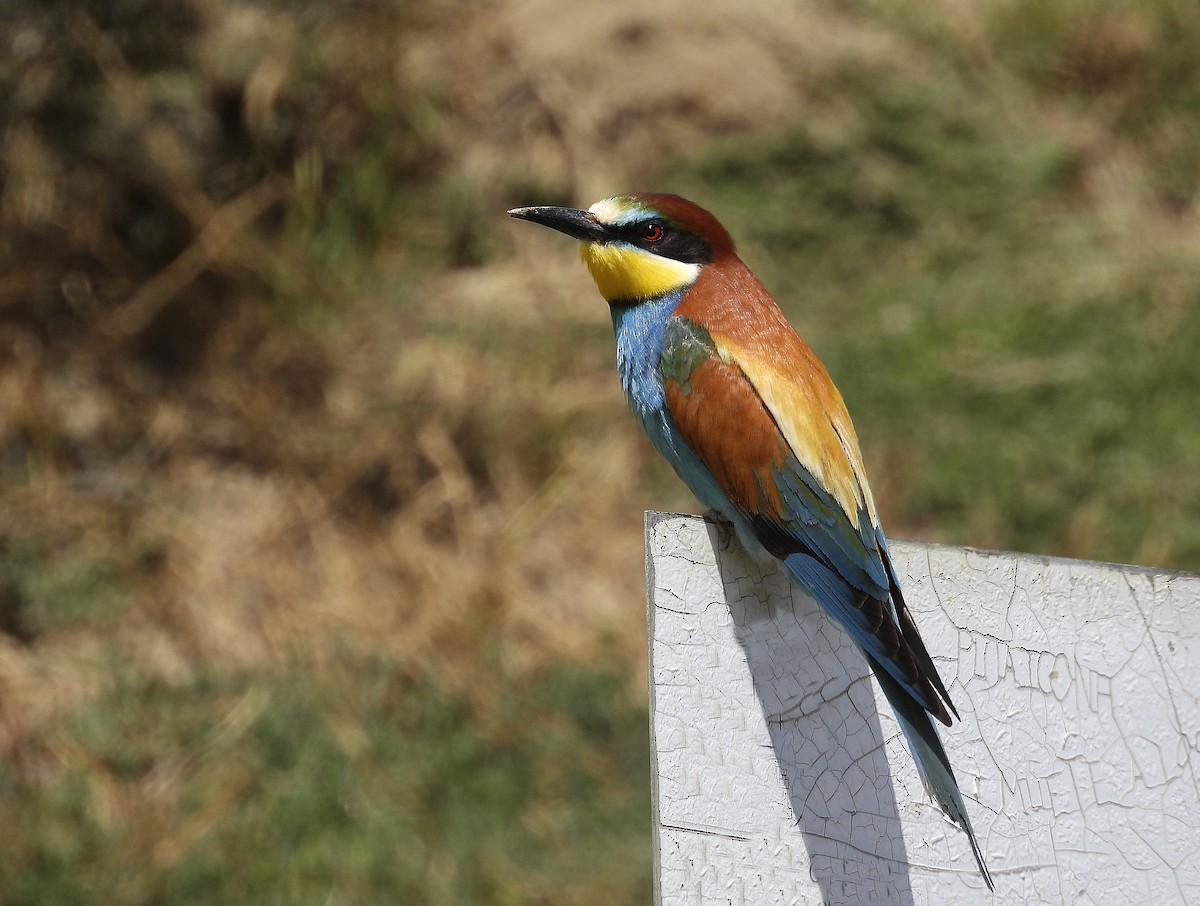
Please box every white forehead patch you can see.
[588,197,644,227]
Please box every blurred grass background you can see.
[1,0,1199,902]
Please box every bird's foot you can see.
[701,508,735,551]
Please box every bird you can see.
[509,192,992,889]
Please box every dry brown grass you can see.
[0,0,928,750]
[3,4,1200,897]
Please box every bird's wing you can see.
[660,315,955,724]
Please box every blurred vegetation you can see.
[669,11,1200,565]
[1,0,1198,902]
[1,656,648,904]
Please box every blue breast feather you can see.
[610,295,737,519]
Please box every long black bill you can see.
[508,205,608,242]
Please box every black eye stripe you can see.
[614,220,712,264]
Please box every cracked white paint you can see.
[646,512,1200,905]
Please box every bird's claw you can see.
[701,508,735,550]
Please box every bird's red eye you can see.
[640,221,665,242]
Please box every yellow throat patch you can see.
[580,241,700,303]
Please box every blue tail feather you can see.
[870,654,994,890]
[778,549,993,888]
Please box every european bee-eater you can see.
[510,192,992,889]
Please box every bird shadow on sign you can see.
[709,525,917,906]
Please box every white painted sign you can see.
[646,512,1200,905]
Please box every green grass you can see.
[0,656,651,906]
[0,535,131,640]
[665,11,1200,567]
